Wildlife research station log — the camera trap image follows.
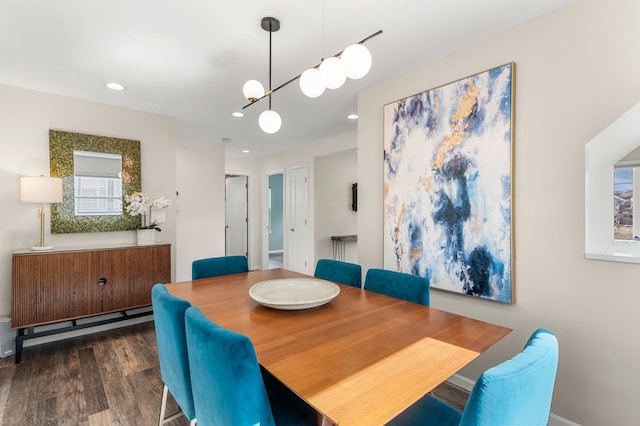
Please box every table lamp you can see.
[20,176,63,251]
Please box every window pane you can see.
[614,167,633,240]
[74,176,123,216]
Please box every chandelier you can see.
[242,16,382,134]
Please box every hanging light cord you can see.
[268,19,273,110]
[243,29,382,110]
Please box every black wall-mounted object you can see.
[352,183,358,212]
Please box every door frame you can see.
[262,169,285,269]
[225,170,254,269]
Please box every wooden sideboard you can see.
[11,243,171,362]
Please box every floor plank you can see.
[0,321,469,425]
[78,347,109,416]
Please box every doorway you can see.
[264,171,284,269]
[225,175,248,258]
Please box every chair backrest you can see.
[185,306,276,426]
[364,268,430,306]
[191,255,249,280]
[460,328,559,426]
[151,284,196,421]
[314,259,362,287]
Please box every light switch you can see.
[151,212,166,223]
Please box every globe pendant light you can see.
[259,109,282,134]
[299,68,325,98]
[341,43,372,80]
[240,16,382,133]
[319,56,346,90]
[245,17,282,134]
[243,80,265,102]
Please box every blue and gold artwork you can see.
[383,63,514,303]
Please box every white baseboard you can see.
[446,374,581,426]
[548,413,582,426]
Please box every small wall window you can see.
[613,163,640,241]
[614,167,633,240]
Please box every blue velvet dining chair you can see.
[386,328,559,426]
[314,258,362,287]
[184,306,317,426]
[191,255,248,280]
[364,268,430,306]
[151,284,196,426]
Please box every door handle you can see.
[290,228,295,232]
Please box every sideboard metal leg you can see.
[14,328,27,364]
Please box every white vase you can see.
[136,229,156,246]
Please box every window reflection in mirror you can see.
[614,164,640,241]
[73,151,123,216]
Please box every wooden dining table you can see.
[166,268,511,426]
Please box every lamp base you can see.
[31,245,54,251]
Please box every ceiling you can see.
[0,0,571,157]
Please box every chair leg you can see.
[159,384,187,424]
[159,384,169,426]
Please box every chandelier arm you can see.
[357,30,383,45]
[242,29,383,110]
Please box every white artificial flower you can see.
[152,196,171,209]
[124,192,171,230]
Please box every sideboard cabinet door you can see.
[100,244,171,312]
[12,251,102,327]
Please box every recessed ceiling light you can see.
[106,82,125,91]
[347,114,358,120]
[232,111,244,118]
[242,150,250,154]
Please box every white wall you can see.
[0,84,178,316]
[358,0,640,424]
[314,149,358,263]
[176,139,226,280]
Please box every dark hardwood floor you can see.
[0,321,469,425]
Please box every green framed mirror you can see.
[49,130,142,233]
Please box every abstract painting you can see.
[383,63,514,303]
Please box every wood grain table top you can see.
[166,268,511,426]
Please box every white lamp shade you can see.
[20,176,63,203]
[341,44,372,80]
[259,110,282,134]
[243,80,265,101]
[299,68,326,98]
[319,57,347,90]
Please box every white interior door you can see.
[289,166,309,273]
[226,175,248,256]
